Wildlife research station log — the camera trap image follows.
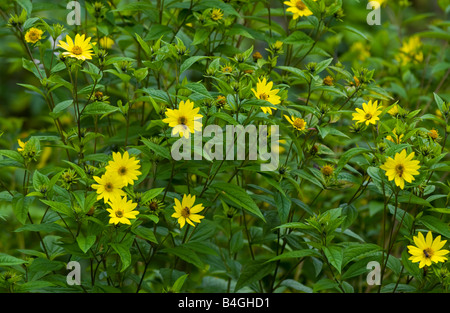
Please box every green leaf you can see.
[40,199,73,217]
[267,249,321,262]
[172,274,189,293]
[342,243,382,268]
[15,223,69,234]
[335,147,369,174]
[13,194,30,224]
[82,102,119,117]
[161,246,204,269]
[141,138,171,160]
[32,170,50,192]
[183,82,213,100]
[140,187,165,204]
[77,235,96,253]
[180,56,209,74]
[132,226,158,244]
[274,192,291,224]
[0,253,27,267]
[212,182,265,222]
[235,259,275,292]
[110,243,132,272]
[284,31,314,45]
[16,0,32,15]
[418,215,450,239]
[323,245,343,273]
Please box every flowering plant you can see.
[0,0,449,294]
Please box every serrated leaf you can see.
[110,243,132,272]
[235,259,275,292]
[212,182,265,222]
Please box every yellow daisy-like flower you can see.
[396,36,424,66]
[106,196,139,225]
[58,34,94,61]
[320,164,335,177]
[171,194,205,229]
[24,27,44,44]
[211,8,224,21]
[284,0,315,20]
[352,100,382,126]
[386,129,404,144]
[91,172,126,202]
[428,129,439,141]
[387,104,400,116]
[380,149,421,190]
[17,139,27,152]
[99,36,114,49]
[284,115,307,132]
[162,99,203,139]
[105,151,142,186]
[251,77,281,114]
[408,231,449,268]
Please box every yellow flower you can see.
[387,104,400,116]
[380,149,421,190]
[24,27,43,44]
[386,129,404,144]
[323,75,334,86]
[284,115,307,132]
[105,151,142,186]
[17,139,27,152]
[320,164,335,177]
[251,77,281,114]
[221,65,233,74]
[171,194,205,229]
[91,172,126,202]
[349,41,371,61]
[106,196,139,225]
[99,36,114,49]
[352,100,382,126]
[211,8,224,21]
[284,0,315,20]
[162,99,203,139]
[58,34,94,61]
[396,36,423,66]
[428,129,439,140]
[408,231,449,268]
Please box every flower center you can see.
[118,166,127,176]
[178,116,187,125]
[181,207,190,218]
[28,31,39,41]
[296,0,306,10]
[115,209,124,218]
[71,45,83,55]
[293,118,305,130]
[364,113,373,120]
[259,93,269,101]
[104,183,114,192]
[395,164,404,177]
[423,248,433,259]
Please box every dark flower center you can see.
[105,183,114,192]
[296,1,306,10]
[259,93,269,101]
[423,248,433,259]
[179,116,187,125]
[71,46,83,55]
[181,207,190,218]
[119,166,127,175]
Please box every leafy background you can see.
[0,0,449,293]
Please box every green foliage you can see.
[0,0,449,294]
